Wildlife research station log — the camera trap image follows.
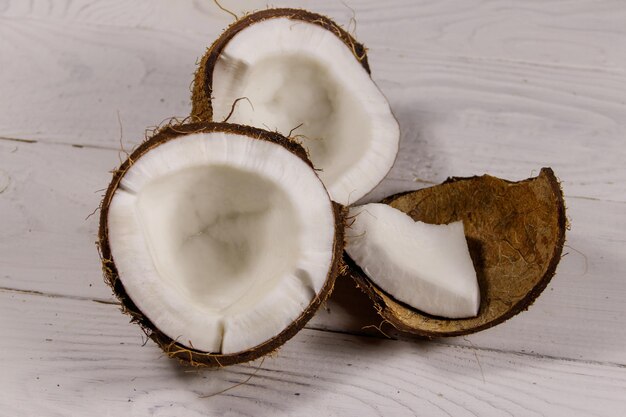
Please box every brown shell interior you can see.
[347,168,567,337]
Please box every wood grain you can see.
[2,290,625,417]
[1,140,624,364]
[1,1,625,414]
[3,0,626,69]
[1,6,625,201]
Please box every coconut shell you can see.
[191,8,370,122]
[346,168,567,337]
[98,122,346,366]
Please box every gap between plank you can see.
[2,284,625,370]
[304,326,626,370]
[0,135,121,151]
[3,135,625,205]
[0,285,119,305]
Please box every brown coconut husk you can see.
[346,168,567,337]
[98,122,346,366]
[191,8,370,122]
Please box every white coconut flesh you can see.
[106,132,336,354]
[210,18,399,205]
[346,204,480,318]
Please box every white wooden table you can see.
[1,1,625,415]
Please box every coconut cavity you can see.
[100,123,343,363]
[346,203,480,319]
[346,169,566,337]
[133,165,300,314]
[193,9,399,205]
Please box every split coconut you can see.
[192,8,400,205]
[344,168,566,337]
[98,122,345,366]
[96,7,569,366]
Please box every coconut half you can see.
[345,168,566,337]
[98,122,344,366]
[192,8,400,205]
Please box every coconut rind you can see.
[191,8,370,122]
[98,122,346,366]
[346,168,567,337]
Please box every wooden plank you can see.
[1,15,625,201]
[2,290,625,417]
[3,0,626,70]
[1,141,625,364]
[372,53,626,202]
[0,141,115,300]
[2,2,625,414]
[0,17,198,147]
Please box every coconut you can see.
[98,122,345,366]
[191,8,400,205]
[344,168,566,336]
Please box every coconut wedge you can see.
[99,122,344,366]
[192,8,399,205]
[345,168,566,337]
[346,203,480,319]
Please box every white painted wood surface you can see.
[1,1,625,415]
[3,290,626,417]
